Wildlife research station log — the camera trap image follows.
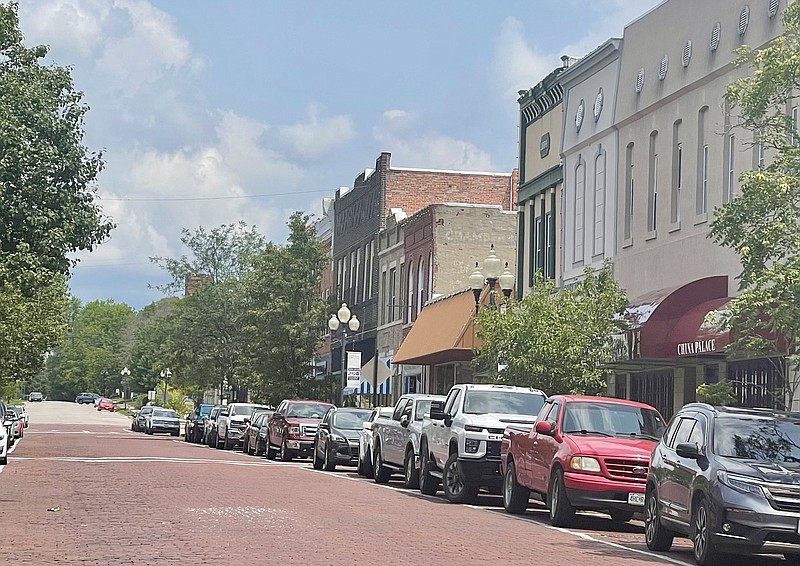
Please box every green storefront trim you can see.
[518,164,563,203]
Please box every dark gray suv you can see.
[645,404,800,565]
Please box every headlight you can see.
[569,456,602,472]
[330,434,347,443]
[465,438,481,453]
[289,426,300,435]
[717,471,765,497]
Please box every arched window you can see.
[573,158,586,263]
[417,258,425,316]
[593,149,606,256]
[406,260,415,322]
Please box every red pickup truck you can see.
[265,399,334,461]
[500,395,665,526]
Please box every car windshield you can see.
[562,402,665,439]
[231,405,267,417]
[287,403,330,418]
[153,409,177,418]
[714,416,800,461]
[462,391,546,416]
[333,411,371,430]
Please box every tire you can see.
[548,468,575,527]
[265,440,276,460]
[403,448,419,490]
[171,431,179,437]
[362,448,374,479]
[503,459,530,514]
[312,443,323,470]
[223,433,231,450]
[255,439,264,457]
[418,445,439,495]
[323,445,335,471]
[146,427,153,436]
[443,452,478,504]
[610,509,634,523]
[373,444,391,484]
[279,436,292,461]
[693,497,723,566]
[644,488,674,551]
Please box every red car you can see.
[500,395,665,526]
[97,398,115,412]
[266,399,334,461]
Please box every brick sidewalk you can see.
[0,425,762,565]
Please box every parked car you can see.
[644,404,800,566]
[145,408,180,436]
[185,403,215,443]
[93,394,102,407]
[28,392,43,402]
[0,409,8,465]
[11,405,28,428]
[204,405,224,447]
[75,392,96,404]
[216,403,269,450]
[418,384,547,503]
[358,407,394,478]
[242,410,273,455]
[501,395,664,527]
[372,394,445,488]
[132,406,153,432]
[7,407,23,439]
[0,401,12,450]
[313,407,372,471]
[266,399,334,461]
[97,398,115,412]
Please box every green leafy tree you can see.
[0,3,113,281]
[242,212,328,405]
[696,380,736,405]
[710,4,800,407]
[473,262,627,396]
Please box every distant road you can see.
[23,400,132,426]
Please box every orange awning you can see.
[393,289,480,366]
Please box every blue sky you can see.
[17,0,661,310]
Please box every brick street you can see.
[0,403,783,565]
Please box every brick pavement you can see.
[0,424,777,565]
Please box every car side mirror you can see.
[676,442,701,459]
[535,420,555,435]
[400,415,410,428]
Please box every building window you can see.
[545,211,554,279]
[624,143,635,241]
[697,107,709,215]
[534,217,543,277]
[528,206,537,286]
[380,270,387,324]
[727,134,736,202]
[388,267,397,323]
[648,131,658,233]
[416,259,425,315]
[406,261,414,323]
[574,159,586,263]
[757,132,765,168]
[671,121,682,224]
[428,251,433,297]
[337,258,344,301]
[593,151,606,256]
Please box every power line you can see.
[99,188,333,202]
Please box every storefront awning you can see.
[393,289,478,366]
[622,276,732,361]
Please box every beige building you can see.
[610,0,785,418]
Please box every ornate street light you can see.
[328,303,360,406]
[121,366,131,410]
[470,244,515,311]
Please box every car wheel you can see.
[644,488,674,551]
[503,459,530,514]
[443,452,478,504]
[265,440,276,460]
[357,452,365,476]
[363,447,374,479]
[255,439,265,457]
[184,429,189,442]
[171,431,179,437]
[418,445,439,495]
[223,433,232,450]
[146,427,153,436]
[373,444,391,484]
[323,445,335,471]
[279,436,292,461]
[312,442,323,470]
[548,468,575,527]
[403,448,419,490]
[693,497,723,566]
[610,509,634,523]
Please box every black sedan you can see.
[313,407,371,471]
[242,410,273,455]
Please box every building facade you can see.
[332,152,517,402]
[561,38,623,288]
[516,65,566,296]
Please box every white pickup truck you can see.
[418,383,546,503]
[371,394,445,488]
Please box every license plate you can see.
[628,493,645,506]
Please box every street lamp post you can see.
[328,303,360,407]
[160,368,172,406]
[121,366,130,410]
[469,244,516,312]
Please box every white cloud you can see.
[277,104,356,160]
[373,110,494,171]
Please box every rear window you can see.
[153,409,177,418]
[287,403,331,418]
